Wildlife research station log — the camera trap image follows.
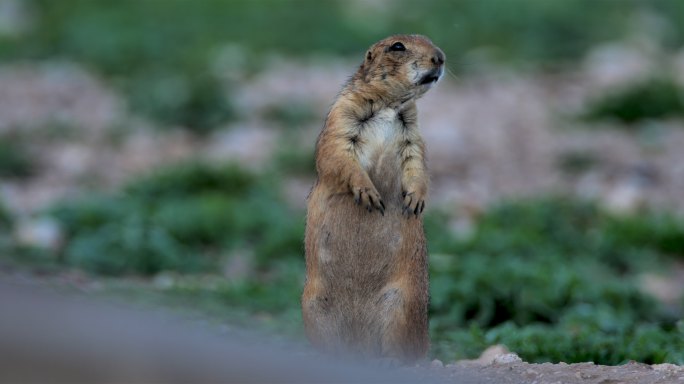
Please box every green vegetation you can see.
[274,147,316,177]
[426,198,684,364]
[49,162,303,275]
[127,73,236,134]
[0,135,35,179]
[392,0,635,66]
[0,200,12,231]
[556,151,599,176]
[585,77,684,124]
[263,101,318,130]
[159,264,305,335]
[11,0,684,68]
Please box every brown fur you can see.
[302,35,445,363]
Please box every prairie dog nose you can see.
[431,50,445,66]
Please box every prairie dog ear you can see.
[359,50,375,83]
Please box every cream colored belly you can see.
[356,108,401,172]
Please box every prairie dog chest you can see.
[356,108,402,171]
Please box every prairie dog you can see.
[302,34,445,363]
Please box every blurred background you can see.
[1,0,684,365]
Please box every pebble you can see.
[14,216,63,251]
[653,363,682,372]
[492,353,523,365]
[430,359,444,368]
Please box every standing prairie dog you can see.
[302,35,445,363]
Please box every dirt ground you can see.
[472,360,683,384]
[416,351,684,384]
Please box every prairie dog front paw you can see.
[350,173,385,215]
[401,178,427,217]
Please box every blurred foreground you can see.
[3,278,683,384]
[0,280,453,383]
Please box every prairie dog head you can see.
[358,34,445,102]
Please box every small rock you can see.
[603,179,646,215]
[204,124,278,170]
[653,363,682,372]
[492,353,522,365]
[153,273,175,289]
[14,216,63,251]
[640,273,684,306]
[430,359,443,368]
[524,369,538,379]
[222,250,254,281]
[626,360,653,370]
[453,344,517,367]
[0,0,33,37]
[576,371,596,380]
[475,344,510,365]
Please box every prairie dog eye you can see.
[389,42,406,52]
